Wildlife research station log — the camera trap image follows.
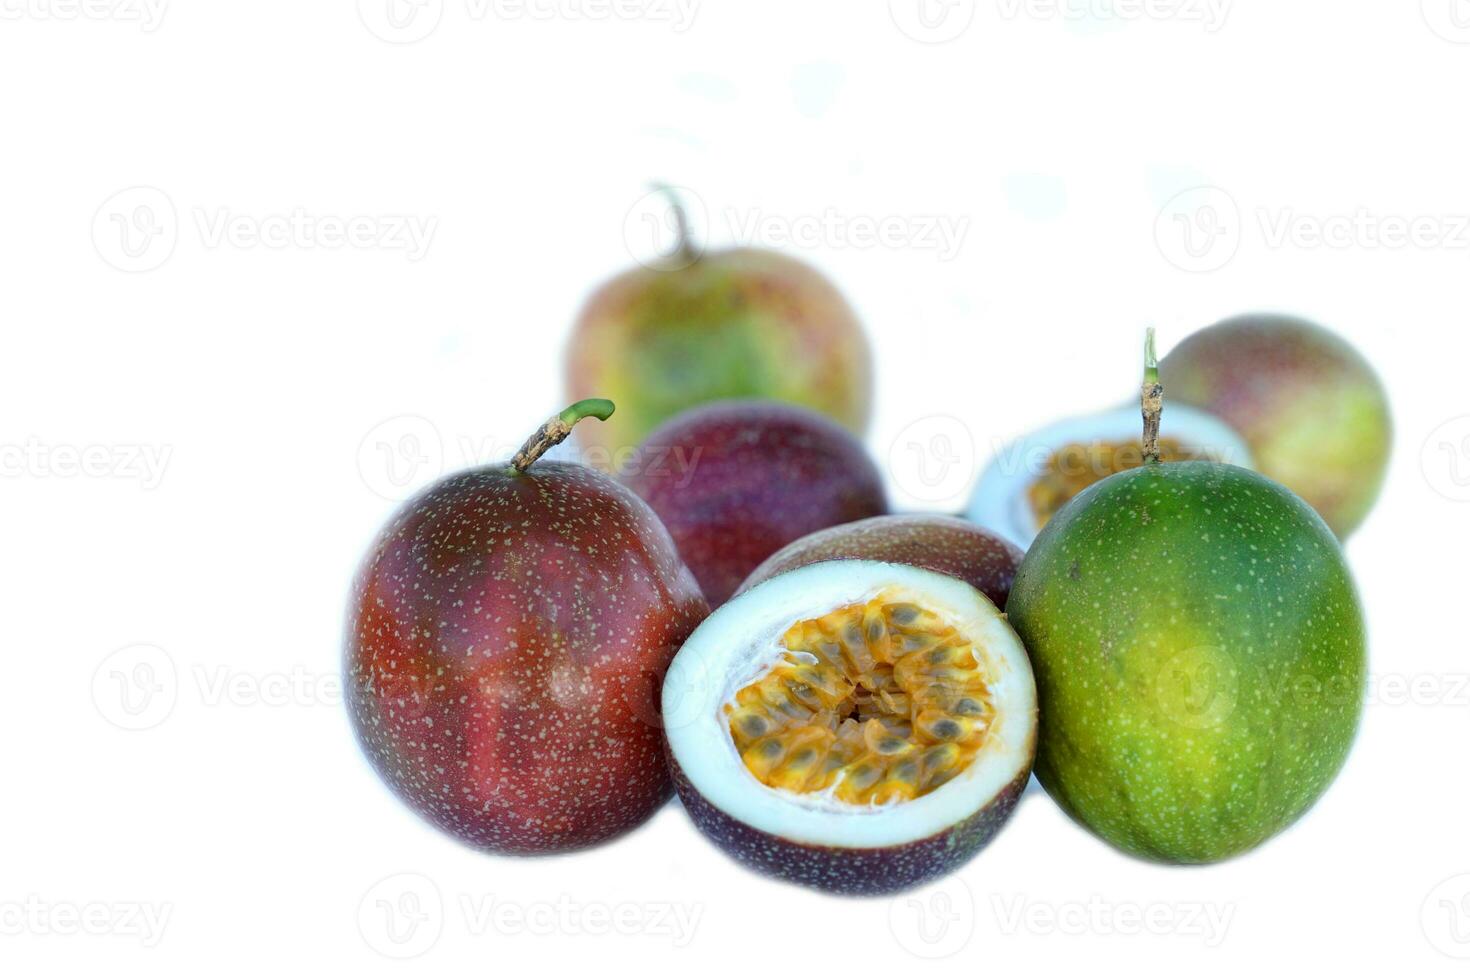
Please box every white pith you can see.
[965,403,1253,548]
[663,560,1037,850]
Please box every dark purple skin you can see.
[739,515,1023,610]
[670,751,1033,896]
[623,400,888,607]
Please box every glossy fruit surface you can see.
[1160,313,1392,537]
[345,403,708,854]
[665,560,1036,894]
[1007,459,1365,863]
[740,514,1022,610]
[566,230,872,455]
[625,400,887,607]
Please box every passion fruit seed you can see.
[1026,437,1209,527]
[725,591,994,806]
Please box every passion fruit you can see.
[566,187,872,456]
[966,403,1251,548]
[625,400,888,607]
[664,560,1037,894]
[1160,313,1392,538]
[345,400,709,854]
[1006,334,1366,863]
[740,515,1023,610]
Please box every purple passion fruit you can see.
[740,515,1023,610]
[566,188,872,456]
[1160,313,1392,538]
[624,400,888,607]
[346,401,709,854]
[1007,335,1366,863]
[664,560,1037,894]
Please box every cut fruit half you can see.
[663,560,1036,895]
[966,404,1252,548]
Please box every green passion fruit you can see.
[664,560,1037,894]
[566,187,872,456]
[1006,334,1366,863]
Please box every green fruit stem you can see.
[653,182,697,264]
[511,399,616,473]
[1141,328,1164,465]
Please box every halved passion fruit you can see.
[966,404,1252,548]
[663,560,1036,895]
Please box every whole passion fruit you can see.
[345,400,709,854]
[665,560,1037,894]
[1006,334,1366,863]
[740,515,1023,610]
[566,187,872,456]
[1160,313,1392,538]
[625,400,888,607]
[967,403,1251,549]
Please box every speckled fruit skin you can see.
[346,462,708,855]
[566,248,872,456]
[623,400,888,607]
[739,515,1023,610]
[1006,460,1366,863]
[1160,314,1392,538]
[670,757,1032,896]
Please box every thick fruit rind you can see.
[567,248,872,455]
[739,515,1023,610]
[1160,314,1392,538]
[669,754,1031,896]
[1007,460,1366,864]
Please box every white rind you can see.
[663,560,1037,850]
[965,403,1253,548]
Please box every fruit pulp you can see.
[1026,437,1208,526]
[726,591,995,806]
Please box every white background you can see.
[3,1,1468,975]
